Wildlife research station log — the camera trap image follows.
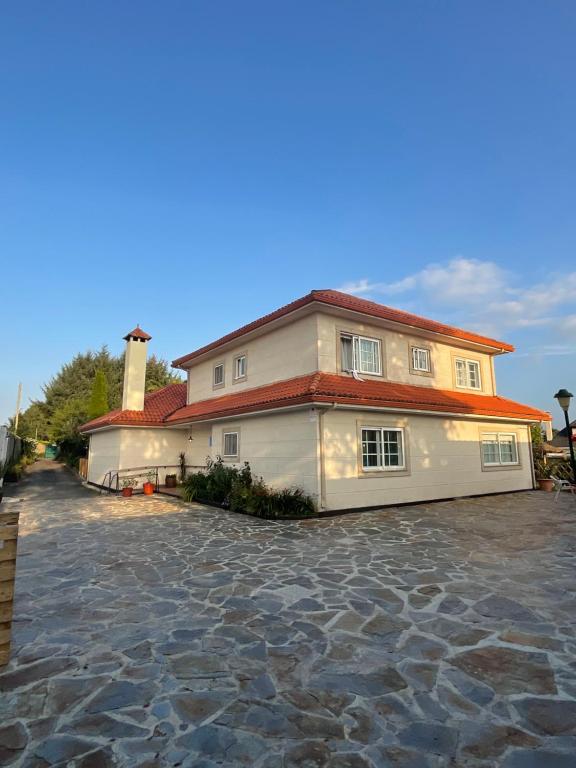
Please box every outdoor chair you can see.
[551,475,576,502]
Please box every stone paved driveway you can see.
[1,463,576,767]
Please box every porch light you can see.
[554,389,576,485]
[554,389,573,412]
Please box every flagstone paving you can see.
[1,462,576,767]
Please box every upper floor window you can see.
[234,354,247,380]
[223,431,239,458]
[341,334,381,375]
[455,358,481,390]
[213,363,225,387]
[482,433,518,466]
[411,346,431,373]
[361,426,405,471]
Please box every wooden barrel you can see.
[0,510,19,666]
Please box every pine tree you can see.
[15,346,182,449]
[87,369,109,420]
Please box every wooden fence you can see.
[0,510,19,666]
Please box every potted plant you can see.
[143,471,156,496]
[121,478,135,497]
[165,473,177,488]
[179,452,187,482]
[535,461,554,492]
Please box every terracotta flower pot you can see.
[538,478,554,492]
[143,482,155,496]
[122,487,133,498]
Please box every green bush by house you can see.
[182,457,316,519]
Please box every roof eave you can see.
[164,394,549,426]
[172,293,514,368]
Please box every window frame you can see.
[340,333,383,376]
[410,345,432,375]
[454,357,482,391]
[213,362,225,389]
[233,353,247,382]
[481,432,520,468]
[222,431,239,459]
[360,425,407,473]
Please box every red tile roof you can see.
[80,383,186,432]
[124,326,152,341]
[172,289,514,367]
[164,373,550,424]
[82,375,549,433]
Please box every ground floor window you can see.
[223,431,239,458]
[481,433,518,466]
[361,426,405,470]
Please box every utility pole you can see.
[13,383,22,436]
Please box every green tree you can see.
[530,423,545,464]
[87,369,109,420]
[50,398,89,443]
[14,346,182,458]
[8,401,51,440]
[50,398,89,466]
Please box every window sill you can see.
[342,370,384,379]
[481,463,522,472]
[455,384,482,392]
[358,468,411,478]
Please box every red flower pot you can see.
[122,487,133,498]
[538,478,554,492]
[143,482,155,496]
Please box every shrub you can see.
[182,471,210,501]
[534,459,552,480]
[269,486,316,518]
[183,458,316,518]
[182,457,251,504]
[231,477,316,519]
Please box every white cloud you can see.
[337,279,380,295]
[514,344,576,358]
[339,258,507,304]
[338,257,576,337]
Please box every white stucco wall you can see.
[117,428,188,472]
[316,313,496,395]
[86,430,122,486]
[321,409,533,510]
[209,410,320,500]
[186,313,320,404]
[87,426,212,486]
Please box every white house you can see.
[80,290,550,510]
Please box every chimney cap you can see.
[123,325,152,342]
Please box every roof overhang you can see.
[172,291,514,369]
[84,398,549,434]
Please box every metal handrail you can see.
[100,470,119,494]
[99,464,206,494]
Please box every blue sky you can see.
[1,1,575,427]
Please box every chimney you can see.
[122,326,152,411]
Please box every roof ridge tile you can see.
[172,289,514,368]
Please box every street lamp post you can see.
[554,389,576,486]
